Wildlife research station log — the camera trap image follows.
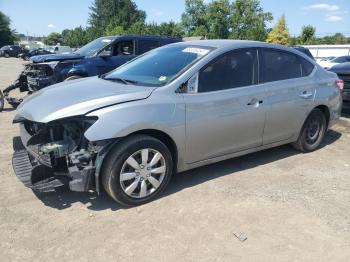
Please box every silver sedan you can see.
[13,40,343,206]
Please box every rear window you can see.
[300,58,315,76]
[138,40,159,55]
[260,49,302,83]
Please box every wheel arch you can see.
[314,105,330,128]
[129,129,178,172]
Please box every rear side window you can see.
[138,40,159,55]
[260,49,302,83]
[198,49,258,92]
[300,58,315,76]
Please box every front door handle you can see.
[299,91,313,99]
[247,98,263,107]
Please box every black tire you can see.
[4,53,9,58]
[65,75,83,81]
[0,90,4,112]
[292,108,327,152]
[24,56,30,61]
[101,135,174,206]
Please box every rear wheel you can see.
[101,135,174,206]
[0,90,4,112]
[292,109,327,152]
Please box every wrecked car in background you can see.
[0,35,181,112]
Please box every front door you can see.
[184,49,267,164]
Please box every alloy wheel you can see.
[119,149,166,199]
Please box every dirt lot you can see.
[0,58,350,262]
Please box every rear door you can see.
[259,48,316,144]
[184,48,267,163]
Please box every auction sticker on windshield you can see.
[182,47,209,56]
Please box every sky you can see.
[0,0,349,37]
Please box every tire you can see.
[292,108,327,152]
[0,90,4,112]
[101,135,174,206]
[65,75,83,81]
[4,53,9,58]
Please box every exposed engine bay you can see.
[13,116,114,193]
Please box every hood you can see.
[16,76,156,123]
[328,62,350,74]
[31,53,84,63]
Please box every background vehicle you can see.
[0,35,181,112]
[329,63,350,104]
[12,41,342,206]
[47,45,72,54]
[319,56,350,69]
[0,45,23,58]
[18,48,53,60]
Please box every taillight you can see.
[335,80,344,91]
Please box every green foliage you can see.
[89,0,146,38]
[230,0,273,41]
[44,32,63,46]
[207,0,231,39]
[266,15,290,45]
[181,0,209,37]
[0,11,17,46]
[61,27,90,47]
[299,25,316,44]
[180,0,272,40]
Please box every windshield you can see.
[75,37,113,57]
[104,45,213,86]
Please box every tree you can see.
[0,11,17,46]
[207,0,231,39]
[300,25,316,44]
[89,0,146,38]
[61,27,89,47]
[44,32,63,45]
[181,0,209,37]
[266,15,290,45]
[230,0,273,41]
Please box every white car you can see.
[318,56,350,69]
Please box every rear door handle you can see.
[299,91,313,99]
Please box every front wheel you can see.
[0,90,4,112]
[4,53,9,58]
[292,109,327,152]
[101,135,174,206]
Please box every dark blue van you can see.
[28,35,182,87]
[0,35,181,110]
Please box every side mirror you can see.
[177,73,199,93]
[98,50,112,58]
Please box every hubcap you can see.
[305,117,321,144]
[120,149,166,199]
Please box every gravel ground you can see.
[0,58,350,262]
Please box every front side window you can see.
[198,49,258,93]
[104,45,213,86]
[114,41,134,56]
[260,49,302,83]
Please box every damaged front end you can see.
[2,63,57,110]
[12,116,114,193]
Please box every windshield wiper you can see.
[103,76,130,85]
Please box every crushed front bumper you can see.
[12,127,96,193]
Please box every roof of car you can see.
[167,40,315,61]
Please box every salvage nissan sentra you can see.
[12,40,343,206]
